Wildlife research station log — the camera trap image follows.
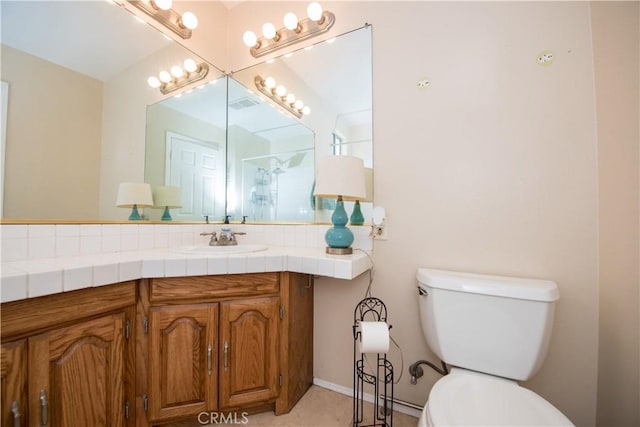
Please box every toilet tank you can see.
[416,268,559,381]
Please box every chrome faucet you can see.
[200,228,247,246]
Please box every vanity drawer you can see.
[150,273,279,302]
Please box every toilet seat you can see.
[419,368,574,427]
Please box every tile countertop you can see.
[0,246,373,303]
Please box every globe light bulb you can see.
[147,76,161,88]
[243,30,258,48]
[302,106,311,115]
[170,65,184,78]
[262,22,276,39]
[180,12,198,30]
[183,58,198,73]
[294,100,304,110]
[285,93,296,104]
[264,77,276,89]
[158,70,172,83]
[275,85,287,97]
[307,2,323,21]
[152,0,172,10]
[283,12,298,30]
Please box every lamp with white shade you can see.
[116,183,154,220]
[153,185,182,221]
[314,155,366,255]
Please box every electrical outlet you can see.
[417,78,430,89]
[537,50,555,66]
[371,224,388,240]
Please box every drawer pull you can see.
[39,389,48,426]
[11,401,20,427]
[207,343,212,375]
[224,341,229,372]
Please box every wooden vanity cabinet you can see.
[0,282,137,427]
[140,272,313,425]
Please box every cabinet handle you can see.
[223,341,229,372]
[11,401,20,427]
[39,389,48,426]
[207,343,212,375]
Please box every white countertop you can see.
[0,246,372,303]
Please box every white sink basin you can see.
[171,244,268,255]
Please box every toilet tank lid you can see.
[416,268,559,302]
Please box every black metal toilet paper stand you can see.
[352,297,394,427]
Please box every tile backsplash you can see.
[1,223,373,262]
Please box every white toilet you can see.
[416,268,574,426]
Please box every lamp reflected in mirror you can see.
[116,183,154,220]
[153,185,182,221]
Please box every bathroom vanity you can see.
[0,272,314,426]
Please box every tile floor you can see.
[208,385,419,427]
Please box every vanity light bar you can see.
[254,75,310,119]
[148,60,210,95]
[127,0,197,39]
[243,2,335,58]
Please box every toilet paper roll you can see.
[358,321,390,354]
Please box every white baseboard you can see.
[312,378,423,419]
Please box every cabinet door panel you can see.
[29,312,125,427]
[220,297,279,408]
[1,340,27,427]
[148,304,217,422]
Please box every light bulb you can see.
[275,85,287,97]
[180,12,198,30]
[285,93,296,104]
[262,22,276,39]
[147,76,161,88]
[158,71,172,83]
[302,106,311,115]
[264,77,276,89]
[283,12,299,30]
[152,0,172,10]
[243,30,258,48]
[307,2,323,21]
[183,58,198,73]
[294,100,304,110]
[170,65,184,78]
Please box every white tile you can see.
[283,227,296,247]
[186,257,207,276]
[79,224,102,236]
[28,270,63,297]
[333,259,353,279]
[102,224,121,236]
[302,257,318,275]
[63,266,93,292]
[294,227,307,247]
[28,237,55,259]
[227,256,247,274]
[1,237,28,261]
[102,235,121,253]
[1,273,27,302]
[305,226,321,248]
[246,255,265,273]
[265,255,284,272]
[80,236,101,255]
[142,259,164,278]
[121,233,139,252]
[207,257,227,275]
[93,263,119,286]
[154,230,169,249]
[317,258,335,277]
[56,236,80,257]
[120,224,138,235]
[28,225,55,238]
[56,225,80,237]
[165,258,187,277]
[287,255,303,273]
[119,260,141,282]
[1,225,28,239]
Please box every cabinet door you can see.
[148,304,218,422]
[219,297,279,408]
[28,312,126,427]
[1,340,27,427]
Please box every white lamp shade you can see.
[314,155,366,201]
[153,186,182,208]
[116,183,154,208]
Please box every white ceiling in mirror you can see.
[0,0,171,81]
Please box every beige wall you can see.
[0,45,102,219]
[592,2,640,426]
[228,2,605,426]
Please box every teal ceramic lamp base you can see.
[128,205,142,221]
[325,197,354,255]
[161,206,173,221]
[350,200,365,225]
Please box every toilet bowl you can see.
[416,268,574,426]
[418,368,573,426]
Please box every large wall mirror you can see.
[0,0,222,220]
